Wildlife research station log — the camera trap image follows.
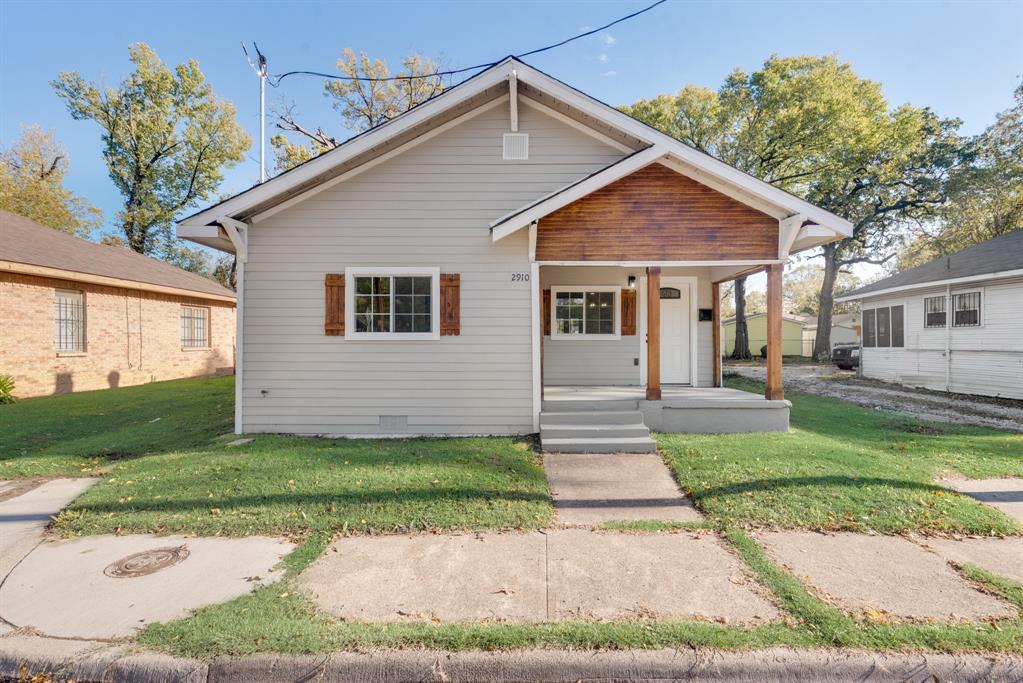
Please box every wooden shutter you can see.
[542,289,551,336]
[324,273,345,336]
[440,273,460,336]
[620,288,637,335]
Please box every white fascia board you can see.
[835,268,1023,303]
[178,61,516,228]
[513,63,854,237]
[491,145,666,241]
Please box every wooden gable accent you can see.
[534,164,778,262]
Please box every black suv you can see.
[831,343,860,371]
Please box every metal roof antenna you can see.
[242,42,269,184]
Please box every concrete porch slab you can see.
[547,529,778,623]
[756,531,1015,621]
[0,534,294,639]
[915,535,1023,583]
[301,532,548,622]
[543,453,702,526]
[941,477,1023,524]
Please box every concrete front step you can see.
[541,399,639,412]
[541,436,657,454]
[541,423,651,440]
[540,410,645,426]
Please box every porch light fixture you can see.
[627,275,636,288]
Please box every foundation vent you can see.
[503,133,529,160]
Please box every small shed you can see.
[722,312,806,357]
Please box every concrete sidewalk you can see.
[2,635,1020,683]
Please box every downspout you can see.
[219,217,249,434]
[944,283,952,392]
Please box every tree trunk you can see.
[812,243,840,362]
[730,276,753,360]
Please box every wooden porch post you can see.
[765,263,784,400]
[712,281,721,387]
[646,266,661,400]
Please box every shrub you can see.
[0,374,17,404]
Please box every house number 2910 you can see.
[510,273,530,282]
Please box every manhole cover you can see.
[103,545,190,578]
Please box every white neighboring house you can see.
[801,312,860,357]
[177,57,853,447]
[837,230,1023,399]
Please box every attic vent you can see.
[503,133,529,160]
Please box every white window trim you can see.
[923,295,947,329]
[862,303,906,348]
[344,267,441,341]
[550,285,621,341]
[950,289,983,328]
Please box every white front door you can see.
[660,283,691,384]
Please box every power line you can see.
[265,0,667,88]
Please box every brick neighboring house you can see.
[1,211,236,398]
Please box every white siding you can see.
[860,277,1023,399]
[242,103,625,435]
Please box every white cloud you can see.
[601,70,618,77]
[597,53,609,63]
[603,34,617,46]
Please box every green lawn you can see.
[54,434,552,536]
[0,375,233,478]
[4,373,1023,656]
[658,376,1023,535]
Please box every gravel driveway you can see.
[728,364,1023,432]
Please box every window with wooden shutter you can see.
[440,273,460,336]
[324,273,345,336]
[620,288,637,335]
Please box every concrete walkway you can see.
[544,453,703,526]
[0,477,294,640]
[757,531,1019,621]
[301,529,777,624]
[941,476,1023,524]
[0,477,96,580]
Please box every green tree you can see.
[784,262,861,315]
[52,43,251,256]
[895,84,1022,271]
[0,125,101,237]
[271,50,444,171]
[623,55,962,360]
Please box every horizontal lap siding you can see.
[244,105,624,435]
[536,163,778,261]
[860,279,1023,399]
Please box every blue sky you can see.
[2,0,1021,258]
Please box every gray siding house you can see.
[178,58,853,450]
[838,230,1023,399]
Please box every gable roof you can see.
[838,230,1023,301]
[178,57,852,255]
[1,211,235,302]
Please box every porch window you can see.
[550,286,620,339]
[344,267,440,340]
[952,291,981,327]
